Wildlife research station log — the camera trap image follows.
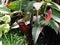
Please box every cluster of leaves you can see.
[0,8,11,38]
[2,28,27,45]
[0,0,60,45]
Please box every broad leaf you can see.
[52,15,60,23]
[33,1,44,10]
[25,1,35,11]
[21,0,28,11]
[1,15,11,23]
[32,26,43,43]
[0,7,11,14]
[32,21,43,43]
[0,12,4,17]
[40,20,48,25]
[50,2,60,10]
[53,21,59,28]
[50,2,59,9]
[0,24,10,38]
[40,2,47,14]
[2,24,10,33]
[49,20,58,34]
[52,8,60,18]
[8,1,20,10]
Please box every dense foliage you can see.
[0,0,60,45]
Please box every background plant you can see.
[0,0,60,45]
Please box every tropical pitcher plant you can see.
[0,0,60,45]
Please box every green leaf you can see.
[0,31,2,38]
[0,26,2,38]
[50,2,58,9]
[44,0,52,2]
[53,21,59,28]
[25,1,35,11]
[0,13,4,17]
[52,8,60,18]
[21,0,28,10]
[4,24,10,33]
[40,2,47,14]
[1,15,11,23]
[0,24,10,33]
[50,2,60,10]
[0,25,2,38]
[0,24,10,38]
[8,1,20,10]
[33,20,39,27]
[49,20,58,34]
[0,7,11,14]
[52,15,60,23]
[32,21,43,43]
[32,26,43,43]
[40,20,48,25]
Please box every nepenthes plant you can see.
[0,0,60,45]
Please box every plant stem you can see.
[37,10,39,16]
[19,0,22,11]
[36,10,40,24]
